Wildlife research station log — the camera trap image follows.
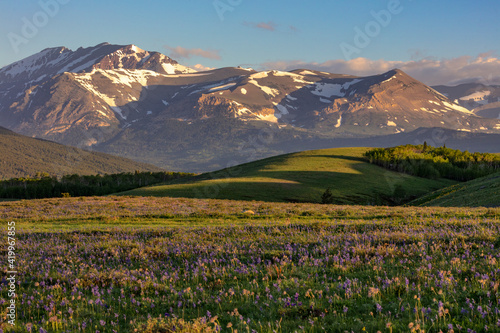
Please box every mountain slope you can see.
[1,43,499,172]
[410,171,500,207]
[119,147,456,205]
[433,83,500,119]
[0,43,197,146]
[94,124,500,173]
[0,127,162,179]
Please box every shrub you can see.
[321,188,335,204]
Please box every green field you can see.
[120,148,456,205]
[410,171,500,207]
[2,146,498,332]
[1,196,499,332]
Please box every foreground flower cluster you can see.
[0,198,498,332]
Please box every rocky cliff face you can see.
[89,44,195,74]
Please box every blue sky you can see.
[1,0,499,84]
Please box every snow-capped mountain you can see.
[0,43,196,145]
[433,83,500,120]
[0,42,194,115]
[0,43,499,171]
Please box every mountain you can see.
[0,126,163,179]
[0,43,195,146]
[1,43,499,172]
[433,83,500,119]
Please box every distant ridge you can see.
[0,127,163,179]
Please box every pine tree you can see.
[321,188,335,204]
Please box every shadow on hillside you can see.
[164,164,414,201]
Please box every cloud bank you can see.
[164,45,221,60]
[192,64,215,71]
[261,53,500,86]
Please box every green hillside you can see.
[0,127,163,179]
[120,147,456,205]
[410,172,500,207]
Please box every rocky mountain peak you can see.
[0,45,499,172]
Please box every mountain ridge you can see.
[1,43,499,172]
[0,126,163,179]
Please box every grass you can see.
[0,196,499,332]
[410,171,500,207]
[119,148,456,205]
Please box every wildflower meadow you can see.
[0,196,499,332]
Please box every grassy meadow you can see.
[1,196,499,332]
[411,172,500,207]
[120,148,456,206]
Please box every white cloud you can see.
[164,45,221,60]
[193,64,215,71]
[261,53,500,86]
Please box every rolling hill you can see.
[410,171,500,207]
[0,127,163,179]
[119,147,456,205]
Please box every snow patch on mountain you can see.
[83,69,160,88]
[270,71,313,85]
[299,70,317,76]
[381,75,397,84]
[459,91,491,105]
[442,101,472,114]
[188,78,239,95]
[460,90,491,101]
[111,106,126,120]
[275,104,289,119]
[251,71,269,79]
[57,47,101,74]
[1,48,59,78]
[256,113,278,123]
[208,83,237,93]
[310,79,362,98]
[161,61,196,75]
[248,72,280,97]
[311,83,343,98]
[335,115,342,128]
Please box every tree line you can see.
[364,144,500,181]
[0,171,195,199]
